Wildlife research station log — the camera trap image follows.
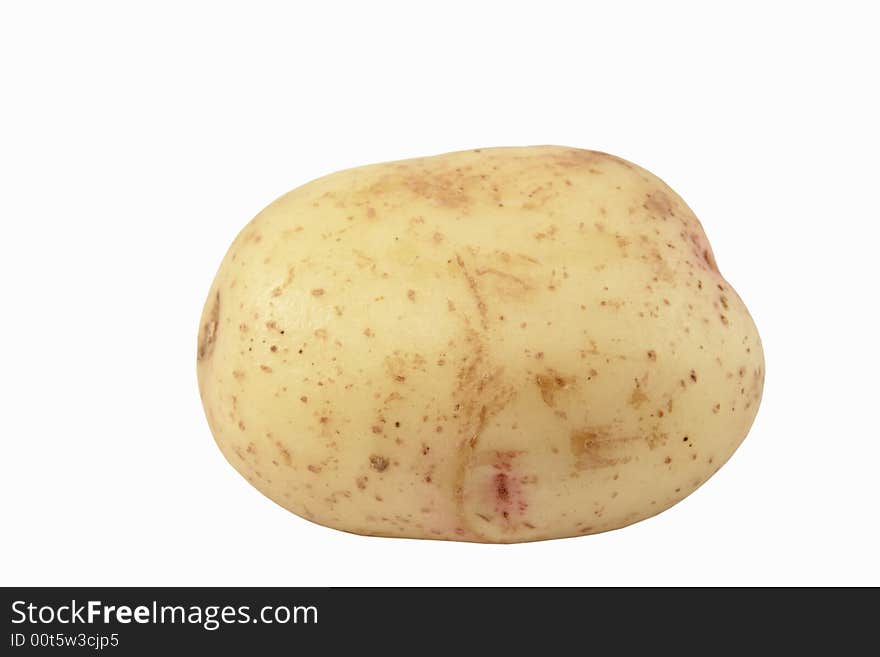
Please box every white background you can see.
[2,1,878,586]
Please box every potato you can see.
[197,146,764,543]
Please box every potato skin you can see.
[197,146,764,543]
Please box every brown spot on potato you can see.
[407,289,416,301]
[647,350,657,361]
[311,288,325,297]
[370,455,389,472]
[628,381,649,408]
[455,253,488,327]
[535,370,574,407]
[534,225,558,240]
[570,428,634,469]
[197,291,220,361]
[474,267,532,298]
[405,172,470,208]
[646,430,669,450]
[275,442,292,466]
[643,190,675,217]
[703,248,719,273]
